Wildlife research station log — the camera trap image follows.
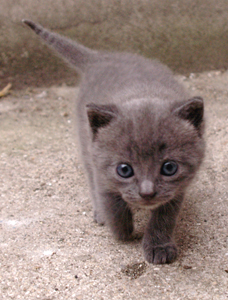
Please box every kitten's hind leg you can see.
[142,197,183,264]
[101,192,134,241]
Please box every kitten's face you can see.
[91,102,204,208]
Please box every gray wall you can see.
[1,0,228,89]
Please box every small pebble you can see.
[183,265,192,270]
[36,91,47,98]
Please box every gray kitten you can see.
[23,20,205,264]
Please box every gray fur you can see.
[23,20,205,264]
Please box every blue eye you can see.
[117,163,134,178]
[161,161,178,176]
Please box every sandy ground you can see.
[0,71,227,300]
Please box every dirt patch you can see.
[121,262,147,279]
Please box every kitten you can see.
[23,20,205,264]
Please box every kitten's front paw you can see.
[93,210,105,225]
[143,242,177,264]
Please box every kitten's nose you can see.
[139,180,157,199]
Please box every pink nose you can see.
[139,180,156,199]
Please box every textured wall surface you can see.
[1,0,228,88]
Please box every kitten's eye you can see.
[116,163,134,178]
[161,161,178,176]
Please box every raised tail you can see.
[22,19,97,73]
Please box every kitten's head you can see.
[87,97,205,208]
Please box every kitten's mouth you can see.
[136,197,169,209]
[124,195,168,209]
[138,201,162,209]
[128,199,164,210]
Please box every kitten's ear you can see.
[174,96,204,130]
[86,103,118,137]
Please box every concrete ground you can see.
[0,71,227,299]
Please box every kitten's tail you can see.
[22,19,98,73]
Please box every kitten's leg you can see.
[76,121,105,225]
[101,192,133,241]
[83,163,105,225]
[87,171,105,225]
[142,196,183,264]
